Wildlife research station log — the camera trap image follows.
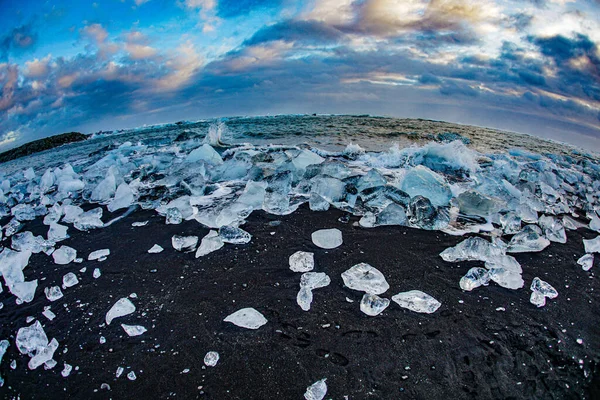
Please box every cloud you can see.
[216,0,283,18]
[243,20,344,46]
[0,63,19,112]
[0,24,38,61]
[0,130,18,147]
[24,55,52,78]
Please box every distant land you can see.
[0,132,89,164]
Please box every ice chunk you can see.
[16,321,48,355]
[45,286,63,301]
[583,236,600,253]
[93,268,101,278]
[12,232,53,254]
[58,179,84,193]
[196,230,224,257]
[121,324,147,337]
[440,237,504,263]
[311,228,343,249]
[0,248,31,287]
[28,338,58,370]
[459,267,490,291]
[377,203,407,226]
[400,165,452,207]
[11,204,36,221]
[310,176,346,204]
[42,307,56,321]
[106,298,136,325]
[219,226,252,244]
[165,208,183,225]
[304,378,327,400]
[360,293,390,316]
[40,169,55,192]
[91,173,116,202]
[186,144,223,165]
[48,223,69,243]
[127,371,137,381]
[132,221,148,227]
[88,249,110,261]
[488,268,524,290]
[529,277,558,307]
[507,225,551,253]
[204,351,220,367]
[289,251,314,272]
[538,215,567,244]
[577,254,594,271]
[562,216,586,230]
[223,308,267,329]
[62,205,84,223]
[10,280,38,303]
[500,213,521,234]
[292,149,324,174]
[148,244,164,253]
[0,340,8,386]
[297,272,331,311]
[107,183,134,212]
[455,190,498,217]
[392,290,441,314]
[61,363,72,378]
[172,235,198,252]
[341,263,389,295]
[296,288,314,312]
[62,273,79,289]
[52,246,77,265]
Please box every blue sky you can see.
[0,0,599,150]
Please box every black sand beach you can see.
[0,205,598,399]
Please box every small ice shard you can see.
[172,235,198,252]
[311,228,343,249]
[223,307,267,329]
[52,246,77,265]
[44,286,63,301]
[530,277,558,307]
[289,251,315,272]
[538,215,567,243]
[459,267,490,291]
[121,324,147,337]
[577,254,594,271]
[107,183,134,212]
[296,288,314,312]
[10,280,38,303]
[127,371,137,381]
[28,338,58,370]
[132,221,148,227]
[61,363,72,377]
[583,236,600,253]
[0,340,8,386]
[341,263,389,295]
[507,225,550,253]
[196,230,224,257]
[165,208,183,225]
[16,321,48,356]
[218,226,252,244]
[304,378,327,400]
[297,272,331,311]
[116,366,124,378]
[62,273,79,289]
[148,244,164,254]
[88,249,110,261]
[392,290,441,314]
[488,268,524,290]
[360,293,390,316]
[42,307,56,321]
[106,298,136,325]
[93,268,101,278]
[204,351,219,367]
[440,237,504,263]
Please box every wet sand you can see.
[1,205,599,399]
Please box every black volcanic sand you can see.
[1,205,599,399]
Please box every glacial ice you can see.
[311,228,343,249]
[577,254,594,271]
[186,144,223,165]
[530,277,558,307]
[93,268,102,278]
[28,338,58,370]
[391,290,441,314]
[12,232,53,254]
[62,273,79,289]
[341,263,389,295]
[204,351,220,367]
[10,280,38,303]
[538,215,567,243]
[88,249,110,261]
[61,363,72,378]
[196,230,224,257]
[459,267,490,291]
[507,225,550,253]
[304,378,327,400]
[16,321,48,355]
[45,286,63,301]
[107,183,134,212]
[440,237,504,263]
[297,272,331,311]
[360,293,390,316]
[148,244,164,253]
[289,251,315,272]
[223,308,267,329]
[0,248,31,287]
[219,225,252,244]
[106,298,136,325]
[48,223,69,242]
[172,235,198,252]
[121,324,147,336]
[583,236,600,253]
[42,307,56,321]
[400,165,452,207]
[0,340,8,386]
[52,246,77,265]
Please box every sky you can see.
[0,0,599,151]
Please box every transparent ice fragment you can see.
[61,363,72,377]
[42,307,56,321]
[11,204,36,221]
[459,267,490,291]
[45,286,63,301]
[583,236,600,254]
[12,231,53,254]
[218,226,252,244]
[172,235,198,252]
[304,378,327,400]
[165,208,183,225]
[296,287,314,312]
[116,366,124,378]
[186,144,223,165]
[311,228,343,249]
[58,178,84,193]
[88,249,110,261]
[127,371,137,381]
[500,212,521,234]
[360,293,390,316]
[562,215,586,230]
[223,308,267,329]
[48,223,69,243]
[93,268,101,278]
[28,338,58,370]
[132,221,148,227]
[289,251,314,272]
[16,321,48,355]
[196,230,224,257]
[0,248,31,287]
[121,324,147,337]
[107,183,134,212]
[297,272,331,311]
[52,246,77,265]
[577,254,594,271]
[147,244,164,254]
[62,272,79,289]
[392,290,441,314]
[440,236,504,263]
[106,298,136,325]
[204,351,219,367]
[376,203,407,226]
[0,340,7,387]
[341,263,389,295]
[400,165,452,207]
[91,173,116,202]
[507,225,551,253]
[538,215,567,244]
[488,268,524,290]
[62,205,83,223]
[455,190,498,217]
[529,277,558,307]
[10,280,38,303]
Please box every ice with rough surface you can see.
[459,267,490,291]
[88,249,110,261]
[400,165,452,207]
[42,307,56,321]
[392,290,441,314]
[62,272,79,289]
[297,272,331,311]
[48,223,69,243]
[165,208,183,225]
[196,230,224,257]
[107,183,134,212]
[304,378,327,400]
[45,286,63,301]
[127,371,137,381]
[507,225,550,253]
[106,298,136,325]
[440,237,504,263]
[360,293,390,316]
[186,144,223,165]
[341,263,389,295]
[311,228,343,249]
[538,215,567,243]
[289,251,315,272]
[93,268,101,278]
[10,280,38,302]
[530,277,558,307]
[219,225,252,244]
[583,236,600,253]
[16,321,48,356]
[488,268,524,290]
[0,340,8,386]
[148,244,164,253]
[0,248,31,287]
[28,338,58,370]
[121,324,147,336]
[204,351,219,367]
[61,363,72,377]
[172,235,198,252]
[224,308,267,329]
[578,254,594,271]
[52,246,77,265]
